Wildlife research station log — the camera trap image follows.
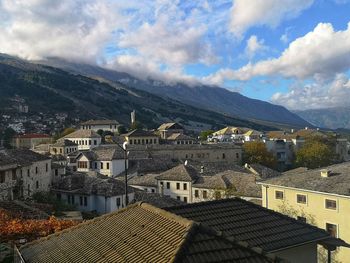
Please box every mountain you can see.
[36,58,310,128]
[0,54,279,132]
[294,107,350,129]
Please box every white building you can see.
[52,172,134,214]
[80,120,120,132]
[63,129,102,150]
[75,146,127,177]
[0,149,51,200]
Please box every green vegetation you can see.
[243,141,277,169]
[1,128,16,149]
[199,130,214,141]
[32,191,76,215]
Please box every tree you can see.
[199,130,214,141]
[117,125,127,135]
[243,141,277,169]
[295,141,334,169]
[2,128,16,148]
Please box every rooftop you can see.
[156,164,199,182]
[245,163,281,180]
[0,149,50,167]
[80,119,120,125]
[129,174,159,187]
[14,133,50,139]
[53,139,78,147]
[132,192,183,208]
[166,133,194,141]
[63,129,101,139]
[125,129,158,137]
[166,198,333,252]
[262,162,350,196]
[19,202,278,263]
[158,122,183,131]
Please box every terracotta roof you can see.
[166,198,332,252]
[15,134,50,139]
[19,202,278,263]
[80,119,119,125]
[125,129,158,137]
[63,129,101,139]
[262,162,350,196]
[156,164,199,182]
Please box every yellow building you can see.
[259,164,350,263]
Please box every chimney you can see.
[321,169,331,178]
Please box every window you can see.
[116,197,121,207]
[55,169,58,176]
[107,163,110,169]
[12,170,16,180]
[78,161,88,169]
[89,140,91,145]
[56,193,61,200]
[194,190,199,198]
[183,183,187,190]
[0,172,5,183]
[325,199,337,210]
[35,167,38,174]
[177,196,181,200]
[80,196,83,206]
[36,181,39,189]
[94,140,97,145]
[84,197,87,206]
[151,189,155,193]
[94,162,97,169]
[27,169,30,177]
[203,190,207,199]
[326,223,337,237]
[166,182,170,189]
[297,194,307,204]
[101,162,104,169]
[60,148,63,154]
[236,153,239,159]
[176,183,180,190]
[184,197,188,203]
[46,163,48,172]
[222,153,226,159]
[275,190,284,200]
[297,216,306,223]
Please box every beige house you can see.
[63,129,101,150]
[11,134,52,149]
[157,122,184,139]
[80,119,120,132]
[124,129,159,145]
[166,133,196,145]
[259,163,350,263]
[50,139,78,156]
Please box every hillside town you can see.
[1,110,350,263]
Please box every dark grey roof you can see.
[189,160,247,176]
[193,175,227,189]
[125,129,158,137]
[129,174,159,187]
[157,122,184,131]
[166,133,195,141]
[245,163,281,180]
[52,172,134,197]
[77,146,125,161]
[19,202,278,263]
[263,162,350,196]
[80,119,119,125]
[53,139,78,147]
[128,157,180,174]
[156,164,199,182]
[166,198,333,252]
[51,155,67,162]
[63,129,101,139]
[132,192,183,208]
[0,149,50,167]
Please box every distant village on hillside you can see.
[2,110,350,263]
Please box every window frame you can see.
[296,194,307,204]
[275,190,284,200]
[325,199,337,210]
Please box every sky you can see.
[0,0,350,111]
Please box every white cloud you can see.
[271,74,350,110]
[245,35,266,59]
[229,0,313,37]
[207,22,350,84]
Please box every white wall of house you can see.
[81,124,119,132]
[77,157,127,177]
[157,180,192,203]
[65,137,101,150]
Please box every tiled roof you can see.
[213,127,242,136]
[262,162,350,196]
[157,122,183,131]
[15,133,50,139]
[52,172,134,197]
[166,133,194,141]
[0,149,50,167]
[63,129,101,139]
[125,129,158,137]
[193,174,227,189]
[166,198,332,252]
[132,192,183,208]
[77,146,125,161]
[245,163,281,180]
[128,157,179,174]
[80,119,119,125]
[129,174,159,187]
[189,160,247,176]
[156,164,199,182]
[53,139,78,147]
[19,202,278,263]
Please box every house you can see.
[244,129,264,141]
[264,139,295,171]
[75,146,127,177]
[51,163,66,183]
[209,126,244,142]
[157,122,184,139]
[165,133,196,145]
[51,172,134,214]
[80,119,120,132]
[49,139,78,156]
[124,129,160,145]
[11,134,52,149]
[244,163,281,180]
[166,198,348,263]
[63,129,101,150]
[259,162,350,263]
[17,202,280,263]
[0,149,51,200]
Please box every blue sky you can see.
[0,0,350,110]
